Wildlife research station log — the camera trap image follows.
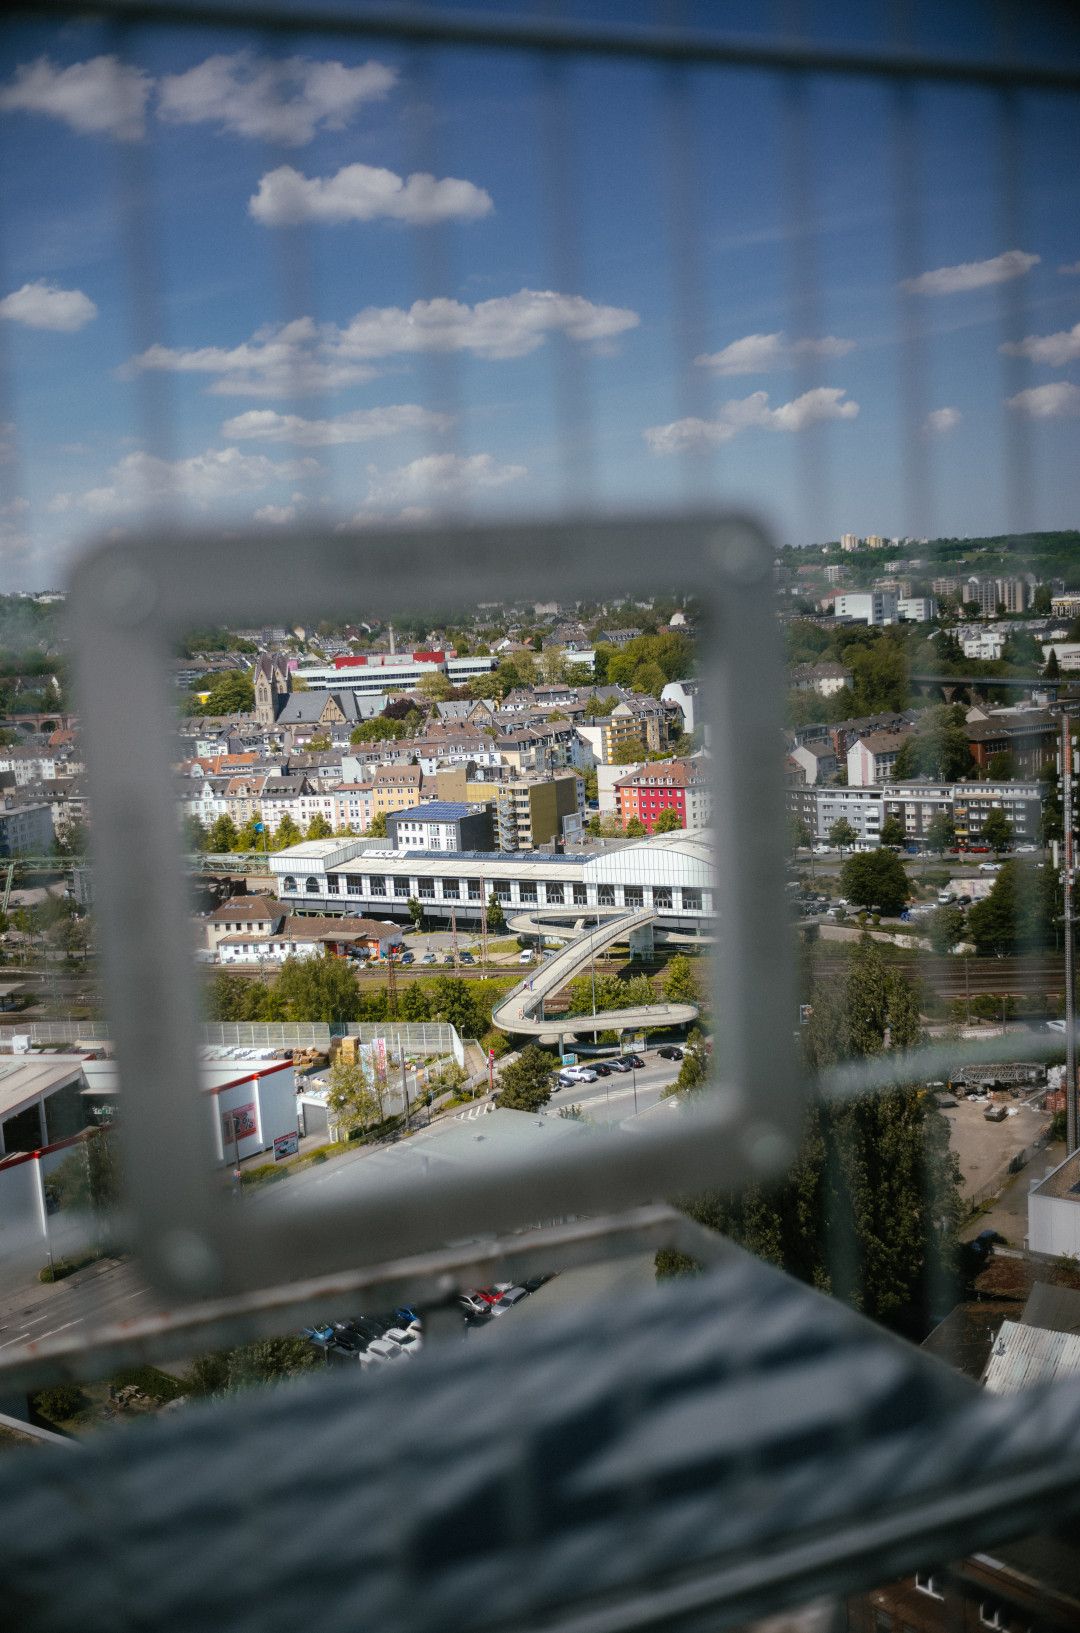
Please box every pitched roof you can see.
[208,894,280,922]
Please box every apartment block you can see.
[434,766,583,851]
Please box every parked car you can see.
[458,1292,490,1318]
[385,1326,422,1356]
[656,1045,684,1061]
[421,951,437,965]
[301,1321,334,1343]
[622,1054,645,1069]
[555,1071,576,1089]
[563,1065,597,1083]
[399,951,415,964]
[518,949,535,964]
[591,1062,612,1077]
[607,1058,632,1074]
[521,1274,553,1294]
[460,951,475,963]
[366,1337,408,1362]
[489,1286,529,1316]
[444,953,456,964]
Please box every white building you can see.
[846,730,913,786]
[295,650,497,697]
[1041,643,1080,672]
[897,597,937,623]
[839,533,860,552]
[268,831,715,931]
[833,592,898,627]
[812,787,885,846]
[1028,1150,1080,1258]
[960,627,1009,662]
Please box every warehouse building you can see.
[269,830,714,932]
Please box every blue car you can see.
[301,1321,334,1343]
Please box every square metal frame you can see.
[68,512,798,1300]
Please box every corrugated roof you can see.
[982,1319,1080,1392]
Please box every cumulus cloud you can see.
[0,55,151,140]
[1005,382,1080,419]
[250,163,493,227]
[125,318,377,398]
[157,52,395,145]
[644,387,858,453]
[254,504,297,524]
[0,280,97,333]
[1059,262,1080,276]
[695,331,855,375]
[924,406,962,434]
[222,404,451,446]
[363,452,526,511]
[127,290,639,396]
[1000,321,1080,368]
[59,446,319,515]
[333,290,639,361]
[901,249,1039,296]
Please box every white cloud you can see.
[695,331,855,375]
[924,406,962,434]
[901,249,1039,296]
[64,446,320,515]
[1059,262,1080,276]
[334,290,640,361]
[363,452,526,511]
[250,163,493,227]
[254,504,297,524]
[222,405,451,446]
[0,280,97,333]
[1005,381,1080,419]
[125,318,377,398]
[157,53,396,145]
[0,55,151,140]
[0,497,29,518]
[644,387,859,453]
[127,290,639,396]
[1000,322,1080,367]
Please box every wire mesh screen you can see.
[2,4,1080,1631]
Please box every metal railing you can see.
[2,4,1080,1632]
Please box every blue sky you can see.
[0,8,1079,587]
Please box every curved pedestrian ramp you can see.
[491,907,698,1044]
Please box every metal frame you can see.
[68,512,796,1301]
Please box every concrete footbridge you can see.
[491,907,699,1046]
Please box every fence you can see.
[1,1020,465,1065]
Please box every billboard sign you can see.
[273,1131,300,1161]
[222,1102,257,1148]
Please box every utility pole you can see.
[1062,716,1078,1154]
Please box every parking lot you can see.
[938,1092,1051,1199]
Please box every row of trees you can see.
[205,955,514,1038]
[190,809,390,853]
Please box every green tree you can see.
[273,814,302,850]
[366,811,388,838]
[625,816,647,837]
[351,717,407,744]
[275,952,362,1022]
[611,737,647,766]
[879,814,906,849]
[496,1045,557,1112]
[654,807,684,834]
[307,732,332,752]
[840,848,910,916]
[981,808,1013,855]
[326,1057,383,1136]
[924,812,956,854]
[417,671,454,701]
[195,671,256,715]
[305,813,333,840]
[1045,647,1061,680]
[828,818,857,855]
[486,893,505,933]
[407,897,424,931]
[181,815,208,853]
[986,750,1017,780]
[967,860,1059,956]
[207,813,239,853]
[927,903,965,955]
[661,954,700,1007]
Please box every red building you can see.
[614,759,710,833]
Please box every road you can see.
[546,1054,679,1124]
[0,1255,162,1360]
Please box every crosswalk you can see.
[454,1102,494,1122]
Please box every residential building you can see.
[0,800,53,856]
[789,741,839,785]
[387,801,495,853]
[599,697,674,761]
[996,576,1030,613]
[965,710,1058,777]
[331,782,376,833]
[216,915,404,966]
[1051,593,1080,619]
[847,729,914,786]
[812,787,885,846]
[788,662,853,697]
[1041,642,1080,672]
[839,533,860,552]
[614,759,712,832]
[371,765,426,818]
[661,680,701,733]
[596,628,642,647]
[931,575,962,600]
[833,591,898,626]
[204,894,283,952]
[434,767,584,851]
[964,578,999,616]
[864,533,887,549]
[958,626,1008,661]
[882,782,1043,845]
